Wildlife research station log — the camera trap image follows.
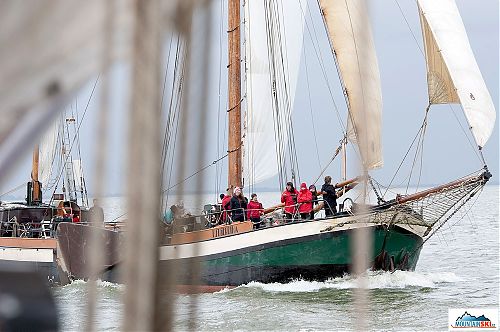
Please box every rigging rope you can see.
[406,179,485,261]
[71,99,88,207]
[215,0,225,200]
[163,153,230,194]
[48,77,99,208]
[264,0,286,189]
[160,35,180,210]
[164,41,185,210]
[405,104,430,194]
[312,136,346,185]
[394,0,425,57]
[160,35,180,182]
[382,107,430,199]
[303,46,322,172]
[0,183,26,198]
[312,0,363,170]
[305,0,347,134]
[263,0,302,189]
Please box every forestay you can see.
[319,0,383,170]
[418,0,496,148]
[243,0,307,185]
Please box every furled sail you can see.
[319,0,383,170]
[417,0,496,148]
[243,0,307,185]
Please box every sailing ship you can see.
[0,108,90,284]
[56,0,495,289]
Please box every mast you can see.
[227,0,242,189]
[341,138,347,194]
[30,145,42,205]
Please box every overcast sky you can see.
[1,0,498,200]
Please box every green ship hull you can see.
[165,224,423,286]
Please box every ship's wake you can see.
[218,270,461,293]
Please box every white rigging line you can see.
[215,0,224,199]
[303,45,322,172]
[303,1,347,133]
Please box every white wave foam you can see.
[237,271,461,293]
[59,279,124,291]
[245,279,330,293]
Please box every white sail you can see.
[72,159,84,192]
[243,0,307,185]
[418,0,496,148]
[38,118,60,188]
[319,0,383,170]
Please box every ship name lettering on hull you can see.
[212,225,239,238]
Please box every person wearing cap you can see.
[229,187,247,222]
[281,181,298,222]
[297,182,313,220]
[321,176,337,217]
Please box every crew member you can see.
[89,198,105,224]
[247,193,264,229]
[229,187,247,222]
[321,176,337,217]
[297,182,313,220]
[281,181,298,222]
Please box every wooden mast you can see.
[31,145,42,204]
[227,0,242,189]
[341,138,347,195]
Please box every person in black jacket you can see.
[89,198,104,223]
[229,187,248,222]
[321,176,337,217]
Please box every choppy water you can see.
[53,186,499,331]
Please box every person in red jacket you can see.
[221,188,232,224]
[247,193,264,229]
[297,182,313,220]
[281,181,298,222]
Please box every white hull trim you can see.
[0,247,54,263]
[159,214,420,260]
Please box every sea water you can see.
[53,185,499,331]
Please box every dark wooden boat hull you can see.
[56,223,124,283]
[56,219,423,288]
[0,238,62,284]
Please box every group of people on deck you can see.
[219,175,341,227]
[220,187,261,225]
[281,175,338,221]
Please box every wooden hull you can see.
[56,215,424,288]
[0,238,62,284]
[56,223,125,283]
[0,203,90,285]
[159,220,423,287]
